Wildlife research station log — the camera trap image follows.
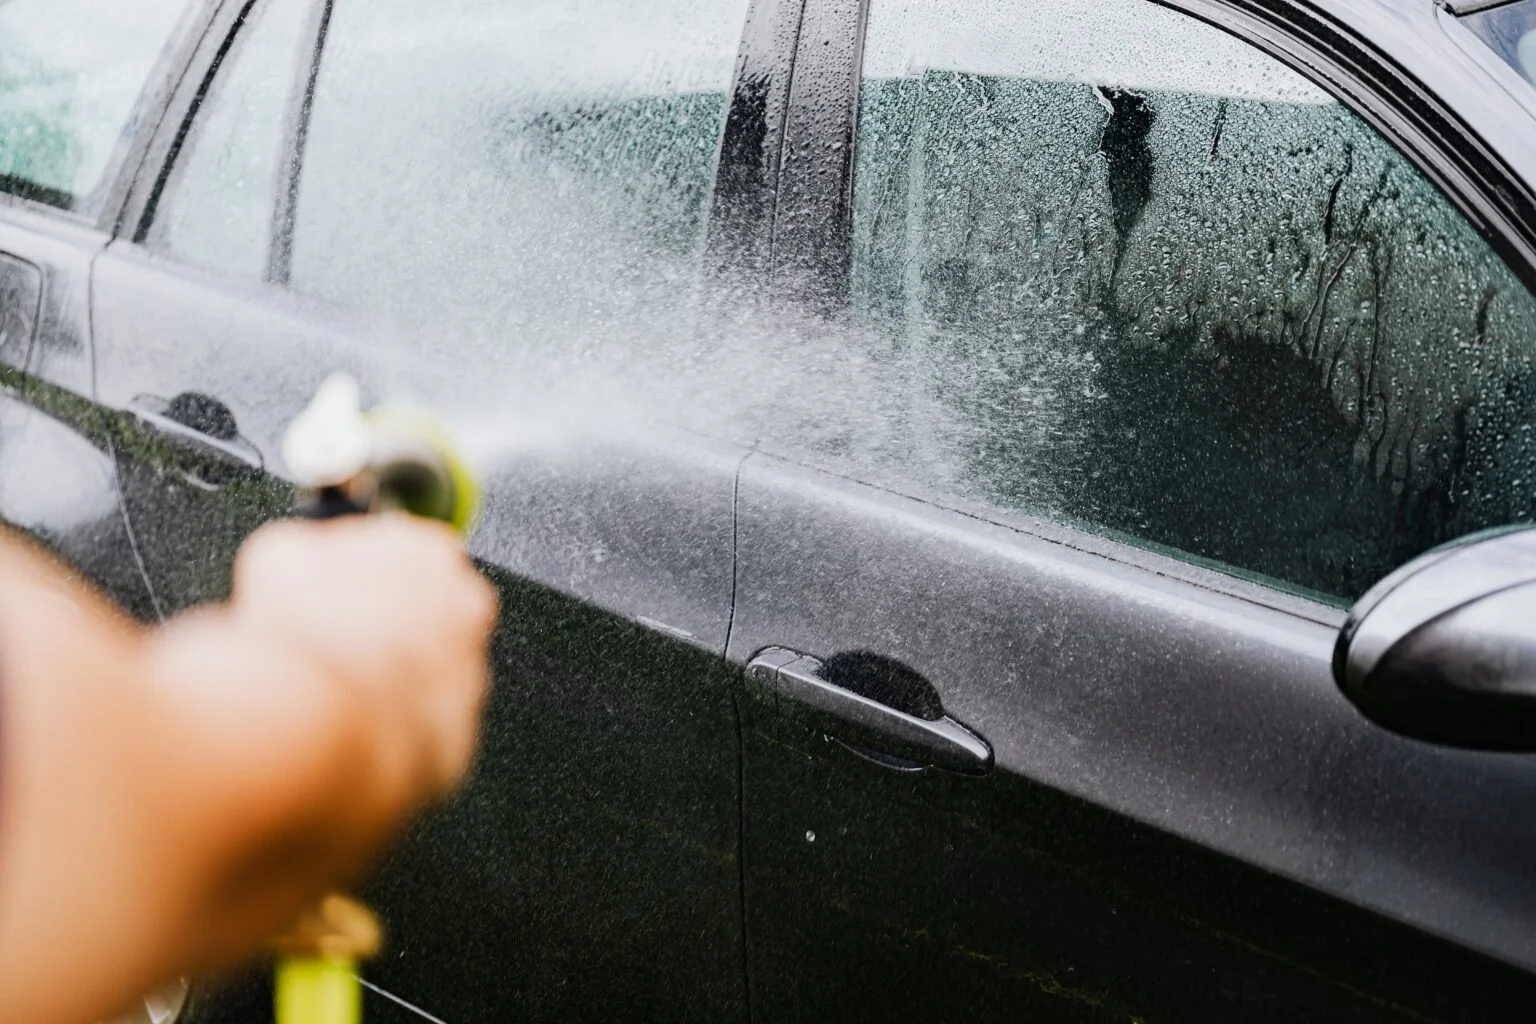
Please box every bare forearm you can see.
[0,537,173,1022]
[0,517,492,1024]
[0,541,373,1024]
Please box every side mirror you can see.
[1334,526,1536,751]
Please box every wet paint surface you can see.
[181,572,745,1024]
[740,706,1536,1023]
[2,0,1536,1020]
[729,452,1536,1022]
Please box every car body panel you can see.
[0,204,156,618]
[724,0,1536,1018]
[0,251,41,371]
[730,453,1536,1019]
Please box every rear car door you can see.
[731,0,1536,1019]
[92,1,754,1020]
[0,0,198,619]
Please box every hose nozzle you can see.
[270,376,481,1024]
[283,373,479,533]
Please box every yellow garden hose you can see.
[272,895,382,1024]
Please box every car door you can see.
[0,0,204,621]
[730,0,1536,1020]
[92,0,754,1020]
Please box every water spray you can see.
[269,373,480,1024]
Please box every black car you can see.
[5,0,1536,1020]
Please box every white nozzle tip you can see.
[283,373,372,488]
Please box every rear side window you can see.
[286,0,748,349]
[816,0,1536,602]
[145,0,312,279]
[0,0,191,213]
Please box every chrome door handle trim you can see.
[129,397,264,475]
[746,647,992,774]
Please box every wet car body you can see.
[4,0,1536,1021]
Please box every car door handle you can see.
[746,648,992,774]
[130,393,264,489]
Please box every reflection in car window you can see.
[146,0,311,280]
[1462,0,1536,88]
[288,0,748,355]
[832,0,1536,601]
[0,0,190,213]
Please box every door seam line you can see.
[733,687,752,1024]
[87,245,165,622]
[724,443,754,654]
[726,443,755,1023]
[108,433,167,623]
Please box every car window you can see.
[815,0,1536,602]
[0,0,191,213]
[145,0,312,279]
[286,0,748,356]
[1461,0,1536,88]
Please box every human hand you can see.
[146,514,495,973]
[230,514,497,803]
[0,517,497,1021]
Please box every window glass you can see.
[0,0,191,212]
[1463,0,1536,88]
[830,0,1536,601]
[146,0,311,279]
[289,0,747,357]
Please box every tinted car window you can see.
[825,0,1536,601]
[1463,0,1536,87]
[146,0,311,279]
[0,0,190,213]
[287,0,747,354]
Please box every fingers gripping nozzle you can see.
[283,374,479,533]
